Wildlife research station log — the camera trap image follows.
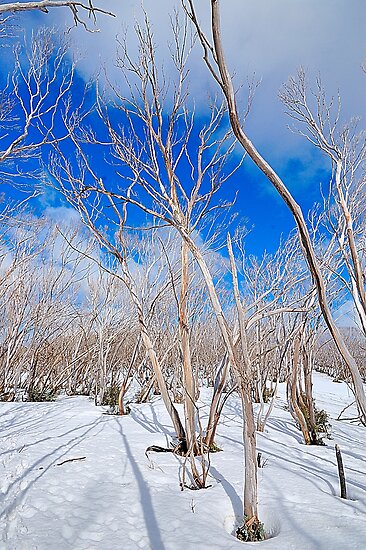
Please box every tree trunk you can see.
[241,386,258,520]
[204,353,229,447]
[119,256,186,445]
[303,347,317,443]
[227,233,259,523]
[288,337,311,445]
[176,228,259,522]
[179,240,198,454]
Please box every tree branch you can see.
[0,1,115,29]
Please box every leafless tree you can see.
[0,29,78,195]
[0,1,114,30]
[281,71,366,324]
[183,0,366,439]
[0,213,93,399]
[280,70,366,413]
[48,10,243,489]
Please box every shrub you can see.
[101,384,120,407]
[298,395,332,444]
[236,516,266,542]
[314,406,331,439]
[208,441,223,453]
[27,387,57,402]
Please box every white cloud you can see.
[43,205,81,225]
[41,0,366,162]
[335,299,359,329]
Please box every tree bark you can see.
[227,233,258,520]
[179,240,198,454]
[288,337,311,445]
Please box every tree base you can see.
[236,516,265,542]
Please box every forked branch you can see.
[0,1,115,29]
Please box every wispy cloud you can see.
[14,1,366,254]
[39,1,366,160]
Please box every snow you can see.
[1,373,366,549]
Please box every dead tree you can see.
[0,29,77,194]
[0,1,114,29]
[49,10,244,489]
[183,0,366,428]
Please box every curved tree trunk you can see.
[119,256,187,446]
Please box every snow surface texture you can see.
[1,373,365,549]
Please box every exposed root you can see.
[145,439,188,458]
[236,516,265,543]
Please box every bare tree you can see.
[0,213,93,400]
[183,0,366,429]
[0,29,78,195]
[48,8,242,482]
[280,71,366,325]
[0,1,114,29]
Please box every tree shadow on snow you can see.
[266,418,304,444]
[0,416,106,541]
[113,418,166,550]
[208,464,242,516]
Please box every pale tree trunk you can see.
[204,353,229,448]
[288,336,311,445]
[115,253,186,446]
[302,346,317,442]
[178,239,206,486]
[136,305,186,446]
[175,224,260,526]
[179,240,198,453]
[227,233,258,523]
[335,161,366,335]
[136,375,155,404]
[204,386,237,450]
[177,224,260,525]
[95,326,109,406]
[241,388,258,520]
[257,379,278,433]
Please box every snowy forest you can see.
[1,1,366,549]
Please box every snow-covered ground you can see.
[1,373,365,550]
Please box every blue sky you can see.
[2,1,366,257]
